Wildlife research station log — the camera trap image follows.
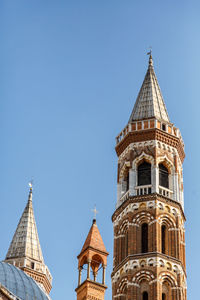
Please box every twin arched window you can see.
[141,223,166,255]
[137,161,169,188]
[161,225,166,254]
[122,170,129,193]
[138,161,151,186]
[141,223,148,253]
[159,163,169,188]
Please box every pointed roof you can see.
[80,220,108,255]
[5,187,44,263]
[129,54,170,123]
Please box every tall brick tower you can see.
[76,219,109,300]
[111,54,186,300]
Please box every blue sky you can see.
[0,1,200,299]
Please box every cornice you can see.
[111,252,186,278]
[112,193,186,222]
[115,128,185,162]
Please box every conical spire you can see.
[5,184,44,263]
[129,54,170,123]
[79,219,108,256]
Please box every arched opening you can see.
[78,253,107,286]
[161,225,166,254]
[141,223,148,253]
[162,279,172,300]
[138,161,151,186]
[143,291,148,300]
[159,163,169,188]
[162,293,166,300]
[121,170,129,194]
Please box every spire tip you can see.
[147,47,153,66]
[28,181,33,201]
[91,205,98,221]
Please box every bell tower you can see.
[112,54,186,299]
[76,219,109,300]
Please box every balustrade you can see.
[159,186,173,198]
[135,185,152,196]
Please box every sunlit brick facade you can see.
[111,54,186,300]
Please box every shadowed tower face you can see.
[112,55,186,300]
[75,219,109,300]
[4,185,52,294]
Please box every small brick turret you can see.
[76,219,109,300]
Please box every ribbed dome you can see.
[0,262,51,300]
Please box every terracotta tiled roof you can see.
[80,220,107,255]
[129,54,170,123]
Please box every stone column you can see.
[152,165,159,193]
[102,265,106,285]
[129,168,136,196]
[87,260,91,279]
[78,266,83,286]
[93,271,97,281]
[174,173,179,202]
[117,183,122,207]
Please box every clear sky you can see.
[0,1,200,299]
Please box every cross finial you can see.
[92,205,98,221]
[147,46,152,56]
[147,47,153,66]
[28,179,33,191]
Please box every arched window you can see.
[162,293,166,300]
[122,171,129,193]
[121,236,125,261]
[126,172,129,191]
[161,225,166,254]
[159,164,169,188]
[143,291,148,300]
[141,223,148,253]
[138,161,151,186]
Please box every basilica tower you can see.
[111,54,186,300]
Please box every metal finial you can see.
[147,46,152,55]
[28,180,33,202]
[91,205,98,221]
[147,47,153,66]
[28,179,33,192]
